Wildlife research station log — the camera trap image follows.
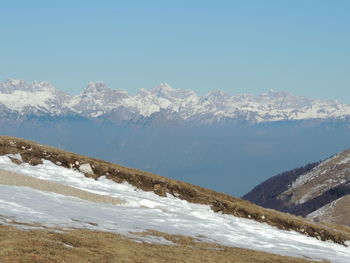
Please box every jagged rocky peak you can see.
[208,90,228,97]
[0,79,56,93]
[150,83,197,100]
[0,79,28,93]
[0,79,72,116]
[151,83,175,96]
[1,78,350,123]
[32,81,57,92]
[81,81,129,98]
[204,90,230,102]
[266,89,291,97]
[71,81,130,117]
[256,89,313,108]
[83,81,111,95]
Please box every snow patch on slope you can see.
[290,154,340,190]
[307,198,340,220]
[282,150,350,205]
[0,155,350,262]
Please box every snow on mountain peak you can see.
[1,79,50,93]
[83,81,111,95]
[266,89,291,98]
[0,79,71,115]
[4,78,27,89]
[1,78,350,123]
[205,90,230,102]
[152,83,175,95]
[150,83,197,105]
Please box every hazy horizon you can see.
[1,1,349,101]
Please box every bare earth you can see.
[0,169,124,205]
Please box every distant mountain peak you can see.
[151,83,176,96]
[5,78,26,86]
[83,81,110,94]
[266,89,291,97]
[205,90,229,101]
[1,78,350,124]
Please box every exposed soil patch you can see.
[1,135,350,245]
[0,169,124,205]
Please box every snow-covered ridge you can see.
[1,154,350,263]
[0,79,72,115]
[1,78,350,123]
[281,149,350,206]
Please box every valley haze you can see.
[1,78,350,196]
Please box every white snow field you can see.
[0,155,350,262]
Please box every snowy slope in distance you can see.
[0,79,72,115]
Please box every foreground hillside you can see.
[1,136,350,262]
[0,224,326,263]
[244,148,350,226]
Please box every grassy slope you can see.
[0,224,326,263]
[0,135,349,246]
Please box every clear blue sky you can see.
[1,0,349,101]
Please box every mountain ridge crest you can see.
[1,78,349,123]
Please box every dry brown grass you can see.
[0,224,326,263]
[282,149,350,205]
[1,135,350,245]
[310,195,350,225]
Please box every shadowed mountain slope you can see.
[244,149,350,226]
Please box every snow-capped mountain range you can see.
[1,78,350,123]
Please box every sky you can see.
[1,0,349,101]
